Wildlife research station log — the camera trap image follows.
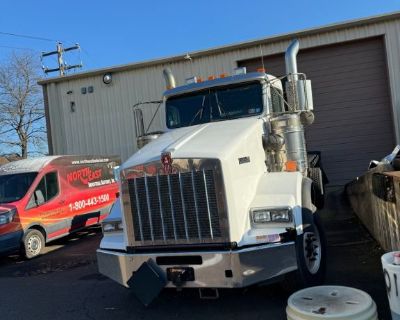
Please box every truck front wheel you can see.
[300,214,325,279]
[21,229,45,259]
[282,214,326,291]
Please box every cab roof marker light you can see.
[185,76,198,84]
[234,67,247,75]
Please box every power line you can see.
[0,31,57,42]
[0,45,40,52]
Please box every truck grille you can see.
[126,168,226,246]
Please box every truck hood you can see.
[122,117,264,169]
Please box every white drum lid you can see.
[287,286,377,319]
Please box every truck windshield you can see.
[0,172,37,204]
[166,81,263,129]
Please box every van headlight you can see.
[0,209,16,225]
[251,207,292,224]
[101,220,124,233]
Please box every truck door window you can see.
[27,171,59,208]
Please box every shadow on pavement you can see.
[0,226,102,277]
[321,187,390,319]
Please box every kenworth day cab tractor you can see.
[97,40,326,304]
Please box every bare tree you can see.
[0,52,47,158]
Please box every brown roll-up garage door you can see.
[239,37,395,186]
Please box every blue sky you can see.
[0,1,400,73]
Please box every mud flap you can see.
[127,259,167,306]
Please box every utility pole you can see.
[41,42,82,76]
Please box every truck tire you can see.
[21,229,45,259]
[282,214,327,292]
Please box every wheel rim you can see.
[303,228,322,274]
[27,234,42,256]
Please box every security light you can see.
[103,73,112,84]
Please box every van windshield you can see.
[0,172,37,204]
[166,81,263,129]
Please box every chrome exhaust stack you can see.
[284,40,314,117]
[265,39,316,174]
[285,39,300,81]
[163,68,176,90]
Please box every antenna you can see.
[184,53,194,77]
[41,42,83,76]
[259,44,265,71]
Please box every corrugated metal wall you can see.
[239,37,395,185]
[43,18,400,162]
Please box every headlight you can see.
[251,207,292,224]
[0,209,16,225]
[101,220,123,233]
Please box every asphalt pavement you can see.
[0,188,391,319]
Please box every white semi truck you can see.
[97,40,326,304]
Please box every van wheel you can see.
[282,214,326,292]
[22,229,45,259]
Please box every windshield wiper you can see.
[214,92,233,120]
[188,95,207,126]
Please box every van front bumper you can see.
[97,242,297,288]
[0,230,23,254]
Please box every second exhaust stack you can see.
[163,68,176,90]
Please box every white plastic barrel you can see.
[286,286,378,320]
[382,251,400,319]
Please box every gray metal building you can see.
[39,12,400,185]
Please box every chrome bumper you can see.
[97,242,297,288]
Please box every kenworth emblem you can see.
[161,152,173,174]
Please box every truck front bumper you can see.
[97,242,297,288]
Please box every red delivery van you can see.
[0,155,120,259]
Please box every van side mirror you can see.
[34,190,45,206]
